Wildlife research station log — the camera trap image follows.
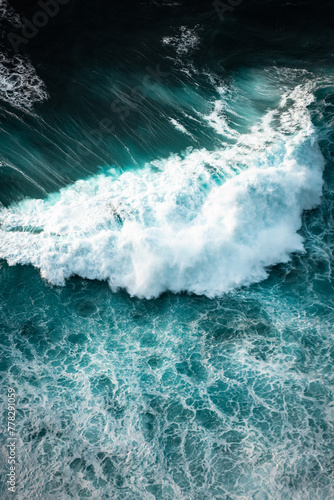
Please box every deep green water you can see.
[0,1,334,498]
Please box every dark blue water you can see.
[0,1,334,498]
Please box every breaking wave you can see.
[0,79,324,298]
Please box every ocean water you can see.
[1,1,334,498]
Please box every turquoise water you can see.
[1,1,334,498]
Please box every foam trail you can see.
[0,81,324,298]
[169,117,194,137]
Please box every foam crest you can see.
[0,81,324,298]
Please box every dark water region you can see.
[0,0,334,498]
[0,0,333,205]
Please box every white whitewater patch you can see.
[0,0,48,110]
[162,26,200,55]
[203,98,239,139]
[0,81,325,298]
[0,53,48,110]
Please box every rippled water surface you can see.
[0,1,334,498]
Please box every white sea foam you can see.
[0,52,48,110]
[162,26,200,55]
[0,80,324,298]
[169,117,194,137]
[203,98,239,139]
[0,0,48,110]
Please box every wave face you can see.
[0,78,325,298]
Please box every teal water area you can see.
[1,1,334,498]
